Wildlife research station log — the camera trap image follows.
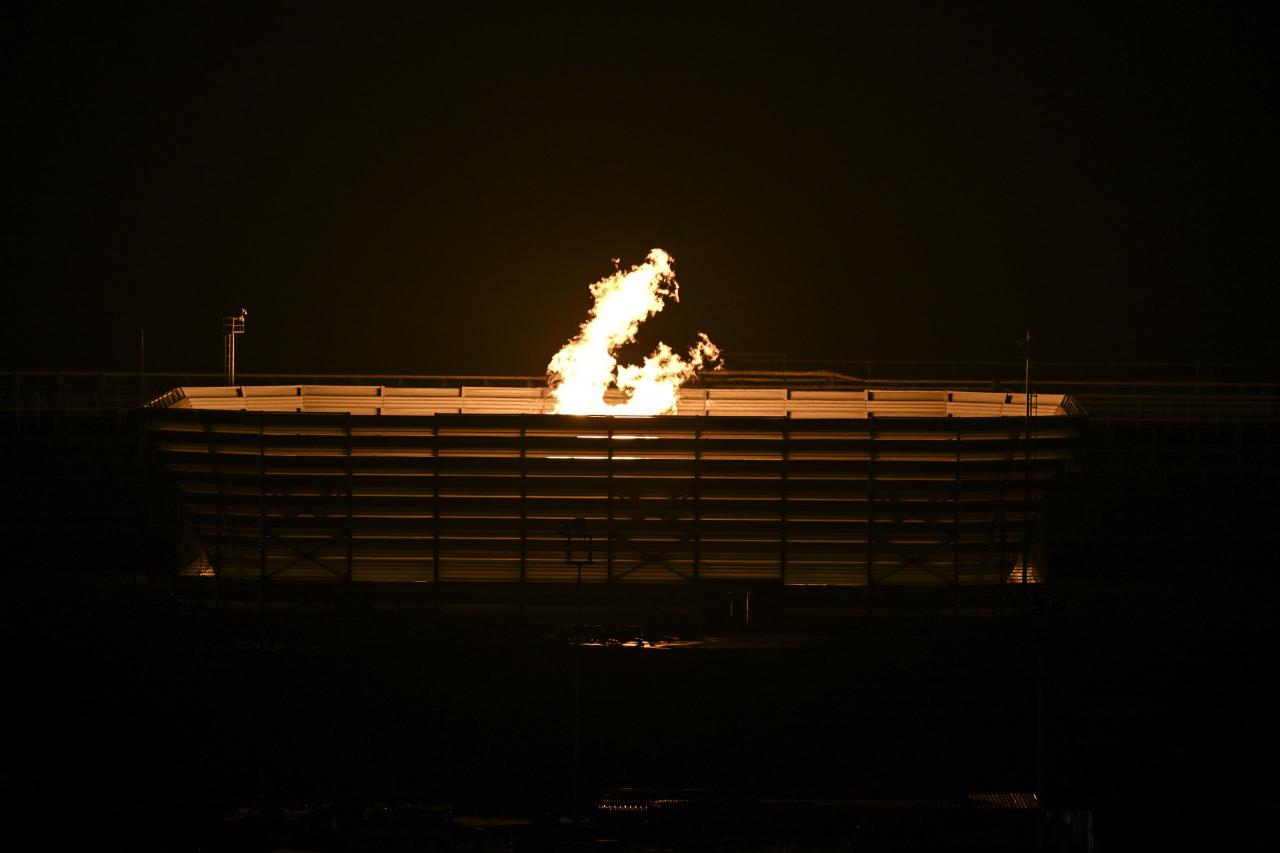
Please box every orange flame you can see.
[547,249,720,415]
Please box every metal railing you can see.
[3,362,1278,422]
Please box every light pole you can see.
[223,308,247,385]
[561,517,593,818]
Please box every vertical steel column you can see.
[519,419,527,588]
[431,421,439,585]
[693,427,701,583]
[954,424,962,584]
[345,413,354,584]
[1022,395,1033,591]
[953,423,962,610]
[258,415,267,601]
[201,415,225,584]
[997,422,1012,607]
[780,423,789,586]
[1022,341,1033,592]
[866,418,876,593]
[606,424,614,585]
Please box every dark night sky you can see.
[5,3,1275,375]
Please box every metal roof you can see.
[151,385,1078,419]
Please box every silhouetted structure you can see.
[142,382,1083,607]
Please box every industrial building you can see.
[143,381,1084,604]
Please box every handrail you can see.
[2,365,1278,422]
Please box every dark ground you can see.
[4,555,1275,850]
[2,395,1277,850]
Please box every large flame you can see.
[547,249,720,415]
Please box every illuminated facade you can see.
[145,385,1083,594]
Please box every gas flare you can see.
[547,249,720,415]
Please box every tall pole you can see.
[1023,330,1043,819]
[1022,330,1031,589]
[223,308,247,386]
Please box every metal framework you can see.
[144,386,1084,592]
